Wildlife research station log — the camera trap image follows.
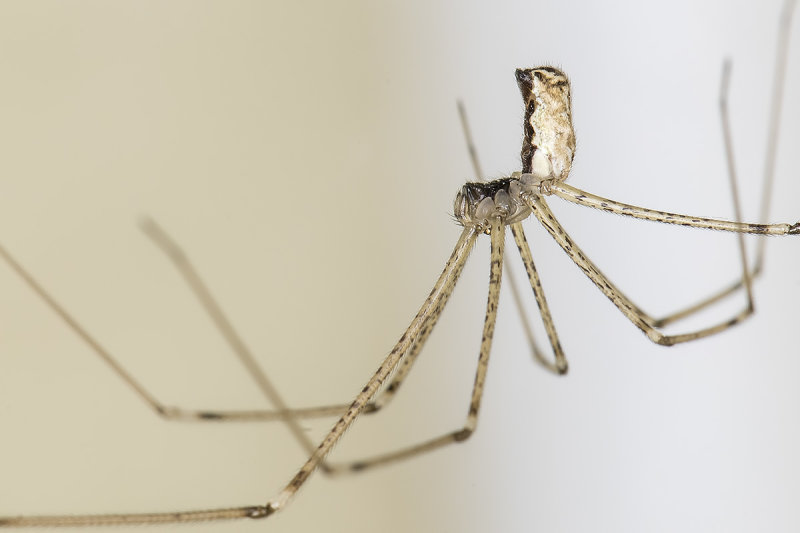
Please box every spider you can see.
[0,0,797,528]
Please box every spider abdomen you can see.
[515,66,576,181]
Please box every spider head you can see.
[515,66,576,182]
[454,175,541,232]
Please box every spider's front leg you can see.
[547,182,799,236]
[525,192,790,346]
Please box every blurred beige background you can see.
[1,1,799,532]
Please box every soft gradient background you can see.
[1,1,798,532]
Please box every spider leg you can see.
[527,195,756,346]
[142,217,424,423]
[650,59,755,328]
[0,227,479,526]
[138,217,473,478]
[457,100,485,181]
[755,0,797,265]
[1,214,444,497]
[548,182,798,236]
[507,222,568,374]
[138,218,323,456]
[0,242,201,425]
[645,0,797,326]
[323,218,504,474]
[264,226,478,514]
[0,220,389,480]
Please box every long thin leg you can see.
[508,222,568,374]
[0,227,479,527]
[325,285,452,419]
[527,194,757,346]
[545,155,796,334]
[182,324,438,422]
[0,217,425,433]
[0,244,264,525]
[756,0,797,268]
[146,217,419,477]
[263,226,479,516]
[323,218,505,474]
[651,0,796,325]
[0,244,164,415]
[652,59,755,328]
[504,256,563,372]
[139,218,319,457]
[547,182,799,235]
[457,100,484,181]
[142,218,420,422]
[0,235,340,469]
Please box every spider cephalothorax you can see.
[454,173,543,231]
